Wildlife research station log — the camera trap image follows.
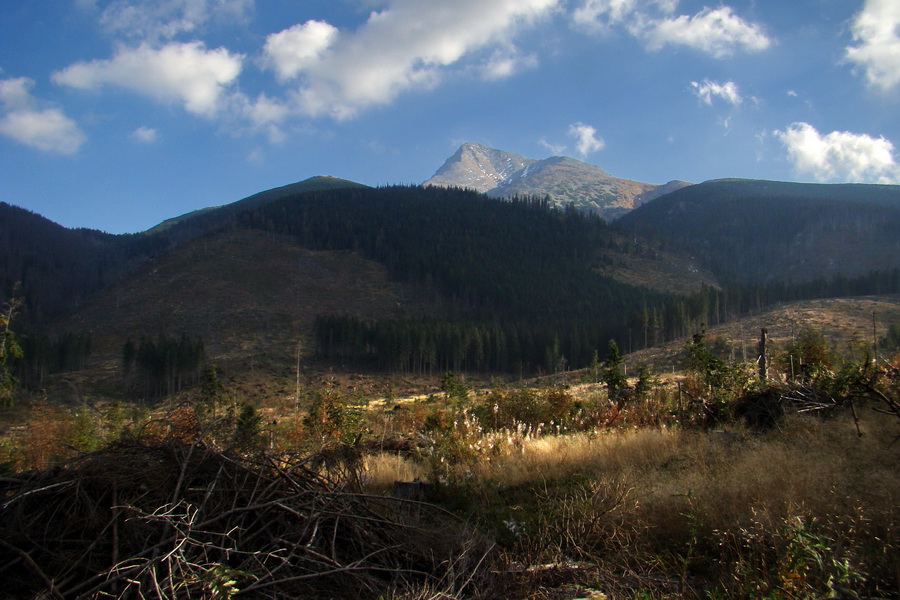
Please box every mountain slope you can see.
[1,177,370,326]
[425,143,534,193]
[617,178,900,283]
[0,202,164,324]
[147,175,368,234]
[6,181,900,394]
[41,185,719,380]
[423,142,690,220]
[68,228,432,364]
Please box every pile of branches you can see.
[0,439,491,599]
[736,361,900,431]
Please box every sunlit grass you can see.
[360,408,899,597]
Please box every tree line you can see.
[122,333,206,399]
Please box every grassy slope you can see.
[625,294,900,373]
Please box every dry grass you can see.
[363,452,428,493]
[627,294,900,372]
[469,427,681,488]
[360,407,899,597]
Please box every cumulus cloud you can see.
[643,6,770,57]
[775,122,900,184]
[263,20,339,82]
[52,42,243,117]
[131,125,158,142]
[0,77,86,154]
[97,0,254,41]
[573,1,770,58]
[691,79,742,105]
[263,0,559,119]
[568,122,605,157]
[845,0,900,92]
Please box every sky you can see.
[1,0,899,234]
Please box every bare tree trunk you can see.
[757,328,768,380]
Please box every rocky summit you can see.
[423,142,690,220]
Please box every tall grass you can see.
[363,409,899,598]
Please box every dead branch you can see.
[0,438,491,599]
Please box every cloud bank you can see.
[263,0,559,119]
[52,0,775,136]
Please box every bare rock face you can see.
[424,142,690,220]
[425,142,536,193]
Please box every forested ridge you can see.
[617,179,900,284]
[229,185,899,374]
[0,202,166,324]
[3,181,900,379]
[231,185,664,372]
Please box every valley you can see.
[1,148,899,599]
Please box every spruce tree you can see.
[602,339,627,398]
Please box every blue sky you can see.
[1,0,899,233]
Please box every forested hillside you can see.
[3,181,900,382]
[221,185,900,373]
[617,179,900,283]
[232,186,667,372]
[0,203,164,324]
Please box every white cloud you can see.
[539,138,566,155]
[642,6,770,58]
[479,46,539,80]
[691,79,741,106]
[573,0,676,31]
[568,122,605,157]
[97,0,254,41]
[263,0,559,119]
[845,0,900,92]
[775,122,900,184]
[131,125,158,142]
[573,0,639,31]
[53,42,243,117]
[0,77,86,154]
[263,20,339,82]
[573,1,770,58]
[0,77,32,109]
[237,93,290,127]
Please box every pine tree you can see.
[602,339,627,398]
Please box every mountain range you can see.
[1,145,899,398]
[423,142,691,220]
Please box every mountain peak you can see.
[424,143,689,220]
[425,142,535,193]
